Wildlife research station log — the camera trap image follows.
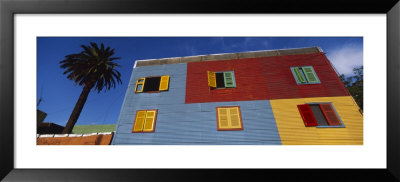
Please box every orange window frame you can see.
[216,106,244,131]
[132,109,158,133]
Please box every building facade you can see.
[112,47,363,145]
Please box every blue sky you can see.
[37,37,363,126]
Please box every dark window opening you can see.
[309,104,329,126]
[216,73,225,88]
[298,103,344,127]
[143,77,161,92]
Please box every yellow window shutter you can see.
[217,106,243,130]
[229,107,241,128]
[207,71,216,88]
[143,110,157,132]
[135,78,145,93]
[133,111,146,132]
[217,108,229,129]
[159,75,170,91]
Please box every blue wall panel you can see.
[112,63,281,145]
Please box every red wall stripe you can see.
[185,53,349,104]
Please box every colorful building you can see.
[112,47,363,145]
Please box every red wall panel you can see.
[185,53,349,104]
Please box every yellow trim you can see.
[159,75,170,91]
[270,96,363,145]
[143,110,156,131]
[133,111,146,132]
[134,78,145,93]
[207,71,216,88]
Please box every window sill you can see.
[132,131,155,133]
[217,128,243,131]
[135,91,162,93]
[296,82,321,85]
[316,125,346,128]
[211,87,236,90]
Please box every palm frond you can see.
[59,42,122,92]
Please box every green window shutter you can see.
[292,67,306,84]
[223,71,235,88]
[302,66,320,83]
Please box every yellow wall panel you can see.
[270,96,363,145]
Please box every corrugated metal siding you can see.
[270,96,363,145]
[262,54,350,99]
[112,63,281,145]
[185,53,349,104]
[185,58,269,104]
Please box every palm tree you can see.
[60,42,122,134]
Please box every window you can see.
[290,66,320,84]
[135,75,170,93]
[216,106,243,130]
[297,103,344,127]
[132,110,158,132]
[207,71,236,89]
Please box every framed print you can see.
[1,0,400,181]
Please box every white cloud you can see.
[326,44,363,76]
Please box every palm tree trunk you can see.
[62,84,93,134]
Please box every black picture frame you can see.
[1,0,399,181]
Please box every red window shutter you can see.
[297,104,318,127]
[319,104,342,126]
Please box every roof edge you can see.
[134,46,322,68]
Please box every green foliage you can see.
[72,124,116,134]
[339,66,363,110]
[60,42,122,93]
